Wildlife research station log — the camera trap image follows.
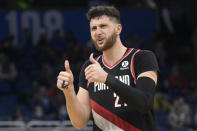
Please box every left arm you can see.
[105,50,159,113]
[105,71,157,113]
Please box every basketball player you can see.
[57,6,159,131]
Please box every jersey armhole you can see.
[130,49,141,84]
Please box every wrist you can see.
[105,74,116,87]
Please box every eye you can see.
[91,26,97,31]
[100,24,107,28]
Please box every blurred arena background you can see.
[0,0,197,131]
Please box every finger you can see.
[57,82,62,89]
[63,81,69,86]
[84,65,94,74]
[61,80,68,89]
[85,65,93,73]
[57,79,69,88]
[57,79,62,84]
[89,53,98,64]
[85,67,94,77]
[57,79,63,89]
[57,75,69,81]
[85,72,94,81]
[59,71,70,77]
[65,60,72,73]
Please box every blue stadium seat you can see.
[154,109,168,127]
[157,125,168,131]
[19,104,33,122]
[0,80,12,93]
[15,72,33,94]
[0,94,18,120]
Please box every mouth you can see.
[97,38,104,45]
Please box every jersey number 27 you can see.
[113,93,127,108]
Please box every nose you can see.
[95,28,102,36]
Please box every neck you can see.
[103,37,127,65]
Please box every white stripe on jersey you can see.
[92,109,124,131]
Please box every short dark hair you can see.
[86,6,120,24]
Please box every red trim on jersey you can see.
[90,99,141,131]
[96,55,101,61]
[102,48,133,69]
[131,49,141,84]
[87,81,89,87]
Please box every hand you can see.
[85,53,108,83]
[57,60,74,92]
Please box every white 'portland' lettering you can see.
[94,75,130,92]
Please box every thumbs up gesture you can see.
[85,53,108,83]
[65,60,72,74]
[57,60,74,92]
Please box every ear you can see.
[116,24,122,35]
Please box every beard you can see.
[91,31,117,51]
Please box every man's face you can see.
[90,15,118,51]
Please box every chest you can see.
[87,60,135,111]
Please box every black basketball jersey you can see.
[79,48,159,131]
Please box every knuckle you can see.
[60,71,66,75]
[68,74,71,77]
[92,68,94,72]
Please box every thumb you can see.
[65,60,72,73]
[89,53,98,64]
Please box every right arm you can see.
[57,60,91,129]
[63,87,91,129]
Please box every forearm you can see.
[105,74,156,113]
[63,90,89,129]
